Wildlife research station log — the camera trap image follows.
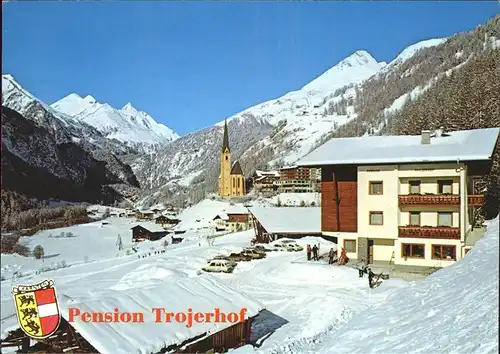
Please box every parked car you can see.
[254,244,275,252]
[228,252,253,262]
[211,255,237,266]
[241,248,266,259]
[252,245,269,254]
[201,260,236,273]
[271,243,287,252]
[285,243,304,252]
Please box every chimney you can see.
[435,126,444,138]
[421,130,431,144]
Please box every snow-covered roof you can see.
[255,170,280,178]
[248,207,321,234]
[297,128,500,166]
[138,210,155,214]
[224,204,250,215]
[58,275,263,354]
[213,213,229,221]
[280,165,298,170]
[131,222,166,233]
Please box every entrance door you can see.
[368,240,374,264]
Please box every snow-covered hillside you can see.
[311,216,499,354]
[133,37,452,199]
[3,202,497,353]
[51,94,179,148]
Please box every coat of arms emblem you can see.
[12,280,61,339]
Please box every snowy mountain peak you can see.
[121,102,140,116]
[50,93,179,147]
[338,50,380,68]
[301,50,385,93]
[83,95,97,104]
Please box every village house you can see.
[296,127,500,269]
[135,210,155,220]
[1,273,264,353]
[131,224,169,242]
[212,213,229,231]
[252,170,280,196]
[248,206,322,243]
[219,120,246,197]
[277,166,321,193]
[155,215,180,227]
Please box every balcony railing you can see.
[398,226,460,239]
[399,194,460,206]
[468,195,485,206]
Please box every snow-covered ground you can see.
[1,202,498,353]
[267,193,321,207]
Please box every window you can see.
[409,212,421,226]
[344,239,357,253]
[432,245,456,260]
[369,211,383,225]
[409,180,421,194]
[438,212,453,227]
[369,181,383,195]
[225,156,228,161]
[402,244,425,258]
[438,180,453,194]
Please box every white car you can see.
[201,260,236,273]
[285,243,304,252]
[271,243,287,252]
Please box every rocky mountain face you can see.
[2,75,142,207]
[1,106,134,205]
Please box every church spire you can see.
[222,119,230,152]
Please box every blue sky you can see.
[2,1,498,135]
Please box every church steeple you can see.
[222,119,230,153]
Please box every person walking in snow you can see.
[306,244,312,261]
[328,248,335,264]
[367,267,375,288]
[312,245,318,261]
[358,258,366,278]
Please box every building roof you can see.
[224,204,249,214]
[213,213,229,221]
[222,119,230,153]
[255,170,280,178]
[57,273,263,354]
[130,222,167,233]
[231,160,244,175]
[280,165,298,170]
[138,210,155,215]
[248,207,321,234]
[297,128,500,167]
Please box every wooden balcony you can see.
[398,226,460,239]
[399,194,460,206]
[467,195,485,206]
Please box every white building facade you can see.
[297,128,499,269]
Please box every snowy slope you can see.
[51,94,179,147]
[382,38,447,72]
[311,216,499,354]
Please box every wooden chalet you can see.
[213,213,229,231]
[252,170,280,195]
[135,210,155,220]
[1,276,264,353]
[248,206,322,243]
[155,215,181,226]
[131,224,169,241]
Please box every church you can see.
[218,120,246,197]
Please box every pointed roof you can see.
[231,160,243,175]
[222,119,230,152]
